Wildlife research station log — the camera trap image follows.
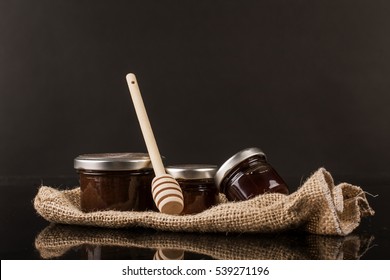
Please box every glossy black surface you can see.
[0,177,388,260]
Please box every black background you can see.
[1,0,389,190]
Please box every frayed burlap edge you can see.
[33,168,374,235]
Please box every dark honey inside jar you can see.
[215,148,289,201]
[74,153,156,212]
[166,164,219,215]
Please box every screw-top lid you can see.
[214,147,266,188]
[166,164,218,180]
[74,153,152,171]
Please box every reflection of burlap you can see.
[33,168,374,235]
[35,224,375,260]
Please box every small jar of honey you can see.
[74,153,156,212]
[215,148,289,201]
[166,164,219,214]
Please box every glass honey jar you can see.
[74,153,156,212]
[215,148,289,201]
[166,164,219,214]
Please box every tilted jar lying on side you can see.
[215,147,289,201]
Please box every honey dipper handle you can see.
[126,73,166,176]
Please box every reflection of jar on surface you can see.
[86,245,101,260]
[166,164,219,215]
[74,153,156,212]
[215,148,289,201]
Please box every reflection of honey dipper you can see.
[126,73,184,214]
[153,249,185,260]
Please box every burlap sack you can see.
[35,224,375,260]
[33,168,374,235]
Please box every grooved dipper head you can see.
[152,174,184,215]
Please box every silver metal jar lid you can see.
[166,164,218,180]
[74,153,152,171]
[214,147,266,188]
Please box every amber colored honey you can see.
[220,156,289,201]
[79,169,156,212]
[177,178,219,215]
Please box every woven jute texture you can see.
[33,168,374,235]
[35,224,375,260]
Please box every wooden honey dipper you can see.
[126,73,184,214]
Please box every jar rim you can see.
[74,153,152,171]
[214,147,266,188]
[166,164,217,180]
